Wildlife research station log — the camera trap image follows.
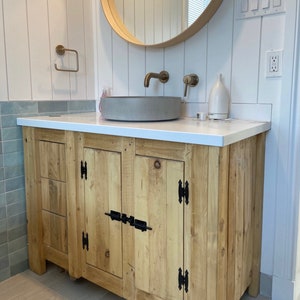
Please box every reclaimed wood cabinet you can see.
[23,128,80,278]
[22,127,266,300]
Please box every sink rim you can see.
[100,96,182,122]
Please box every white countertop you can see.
[17,112,271,147]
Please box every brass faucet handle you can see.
[183,74,199,97]
[183,74,199,86]
[159,71,169,83]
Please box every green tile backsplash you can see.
[0,100,95,282]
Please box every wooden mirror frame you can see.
[101,0,223,48]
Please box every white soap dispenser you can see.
[208,74,230,120]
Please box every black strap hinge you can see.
[82,232,89,251]
[178,268,189,293]
[81,161,87,180]
[178,180,189,204]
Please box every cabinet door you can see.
[134,155,184,300]
[83,147,122,278]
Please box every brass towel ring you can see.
[54,45,79,72]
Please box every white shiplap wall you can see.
[0,0,95,101]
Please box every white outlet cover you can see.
[266,50,283,78]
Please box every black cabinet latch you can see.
[178,180,189,204]
[134,219,152,232]
[105,210,121,221]
[105,210,152,232]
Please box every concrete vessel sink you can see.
[100,96,181,121]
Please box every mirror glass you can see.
[101,0,222,47]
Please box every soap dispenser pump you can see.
[208,74,230,120]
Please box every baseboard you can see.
[260,272,272,298]
[272,275,295,300]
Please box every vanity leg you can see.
[23,127,46,275]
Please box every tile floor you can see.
[20,263,270,300]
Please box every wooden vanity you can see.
[18,113,270,300]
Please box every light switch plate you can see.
[236,0,285,19]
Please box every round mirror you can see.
[101,0,223,47]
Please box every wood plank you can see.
[48,0,70,100]
[67,0,87,100]
[248,133,266,296]
[44,246,69,271]
[217,146,229,300]
[65,131,82,278]
[231,18,261,103]
[42,211,68,254]
[83,0,97,100]
[227,146,235,299]
[84,264,123,297]
[27,0,52,100]
[39,141,66,181]
[3,0,31,100]
[23,127,46,274]
[41,178,67,216]
[122,137,136,299]
[206,146,220,300]
[36,128,66,143]
[185,144,209,299]
[83,133,123,151]
[241,137,256,291]
[136,138,187,161]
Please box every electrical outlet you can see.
[266,50,283,77]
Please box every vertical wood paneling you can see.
[48,0,70,100]
[184,28,208,102]
[112,32,129,95]
[134,0,145,43]
[83,0,97,100]
[123,0,134,36]
[3,0,31,100]
[162,0,171,42]
[1,0,95,101]
[165,43,185,97]
[0,0,8,100]
[145,48,164,96]
[207,0,233,102]
[27,0,52,100]
[154,0,162,44]
[145,0,154,45]
[67,0,87,100]
[258,14,285,104]
[97,0,113,97]
[231,18,261,104]
[128,45,146,96]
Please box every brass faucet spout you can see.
[144,71,169,87]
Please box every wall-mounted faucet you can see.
[144,70,169,87]
[183,74,199,97]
